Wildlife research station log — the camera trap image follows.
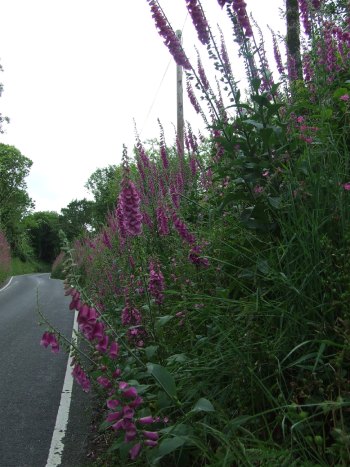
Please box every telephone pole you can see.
[176,30,184,156]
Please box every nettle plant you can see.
[40,0,350,465]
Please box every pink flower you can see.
[343,182,350,191]
[96,335,109,353]
[340,94,349,101]
[97,376,112,389]
[117,180,143,237]
[107,399,120,410]
[40,332,59,353]
[72,364,90,392]
[109,341,119,359]
[143,431,159,441]
[138,416,154,424]
[129,442,142,460]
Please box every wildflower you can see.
[97,376,112,389]
[253,185,264,194]
[342,182,350,191]
[129,443,142,460]
[143,431,159,441]
[147,0,191,69]
[138,416,154,424]
[186,0,210,45]
[118,180,143,237]
[186,78,201,114]
[109,341,119,359]
[148,261,165,305]
[96,335,109,353]
[72,364,91,392]
[121,305,142,326]
[172,212,196,243]
[156,205,169,236]
[40,332,60,354]
[340,94,350,101]
[107,399,120,409]
[232,0,253,38]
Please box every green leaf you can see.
[156,315,174,329]
[268,196,282,209]
[145,345,158,359]
[191,398,215,413]
[251,77,261,92]
[153,436,188,463]
[147,363,177,398]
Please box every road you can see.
[0,273,91,467]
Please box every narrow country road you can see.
[0,273,88,467]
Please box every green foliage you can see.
[39,2,350,466]
[85,165,123,227]
[23,211,61,263]
[0,143,34,253]
[59,198,94,241]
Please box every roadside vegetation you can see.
[4,0,350,465]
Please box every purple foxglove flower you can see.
[96,335,109,353]
[125,428,137,442]
[148,262,165,305]
[40,331,52,348]
[172,213,196,244]
[102,229,112,249]
[123,387,138,399]
[121,305,142,326]
[109,341,119,359]
[107,399,120,410]
[72,364,90,393]
[112,419,125,431]
[123,406,135,419]
[186,78,201,114]
[118,180,143,237]
[186,0,210,45]
[138,416,154,424]
[144,439,158,447]
[106,411,123,422]
[97,376,111,388]
[119,381,129,390]
[129,396,143,408]
[129,442,142,460]
[147,0,191,69]
[143,431,159,441]
[156,206,169,236]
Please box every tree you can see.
[59,198,95,241]
[0,144,34,252]
[23,211,61,264]
[85,165,122,226]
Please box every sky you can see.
[0,0,285,213]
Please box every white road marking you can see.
[46,310,79,467]
[0,276,13,293]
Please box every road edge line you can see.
[46,309,79,467]
[0,276,13,293]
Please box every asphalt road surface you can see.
[0,274,90,467]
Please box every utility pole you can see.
[176,30,184,156]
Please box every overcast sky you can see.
[0,0,284,213]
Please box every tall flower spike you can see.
[118,179,143,237]
[186,0,210,46]
[147,0,191,69]
[158,120,169,170]
[232,0,253,38]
